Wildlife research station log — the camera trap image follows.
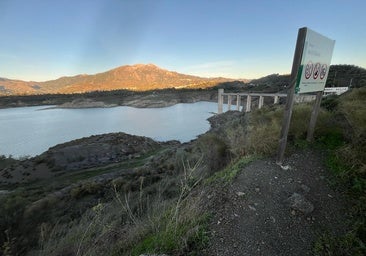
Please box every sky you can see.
[1,0,365,81]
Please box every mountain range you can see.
[0,64,238,96]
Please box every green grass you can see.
[312,88,366,255]
[61,148,164,183]
[317,130,345,150]
[338,87,366,135]
[130,213,210,256]
[205,155,258,185]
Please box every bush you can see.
[247,107,282,155]
[197,134,229,176]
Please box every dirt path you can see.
[204,149,349,255]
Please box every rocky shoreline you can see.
[0,88,220,109]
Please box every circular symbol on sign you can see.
[305,62,313,79]
[313,63,321,79]
[320,64,327,79]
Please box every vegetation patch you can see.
[130,209,210,256]
[206,155,257,185]
[313,88,366,255]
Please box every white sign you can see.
[295,28,335,94]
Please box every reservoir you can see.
[0,101,219,157]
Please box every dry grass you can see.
[245,104,332,156]
[36,157,208,256]
[338,87,366,136]
[247,107,282,155]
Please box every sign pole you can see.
[306,90,323,142]
[276,27,307,165]
[277,27,334,165]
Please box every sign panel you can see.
[295,28,335,94]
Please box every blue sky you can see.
[1,0,365,81]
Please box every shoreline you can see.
[0,88,219,109]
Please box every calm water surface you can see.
[0,102,220,157]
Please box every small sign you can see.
[295,28,335,94]
[305,62,313,79]
[313,63,321,79]
[320,64,327,79]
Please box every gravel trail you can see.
[205,149,349,255]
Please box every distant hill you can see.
[248,73,291,92]
[0,64,233,96]
[326,64,366,88]
[246,65,366,92]
[1,64,364,96]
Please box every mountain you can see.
[0,64,232,96]
[2,64,363,96]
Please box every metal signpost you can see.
[276,27,335,165]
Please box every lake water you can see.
[0,102,221,157]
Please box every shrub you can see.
[196,134,229,176]
[246,106,282,155]
[225,123,249,157]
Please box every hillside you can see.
[0,88,365,255]
[326,64,366,88]
[247,65,366,91]
[0,64,232,95]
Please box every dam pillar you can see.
[218,89,224,114]
[228,95,232,111]
[246,95,252,112]
[236,95,240,111]
[259,96,264,109]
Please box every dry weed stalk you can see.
[113,184,138,225]
[173,156,203,231]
